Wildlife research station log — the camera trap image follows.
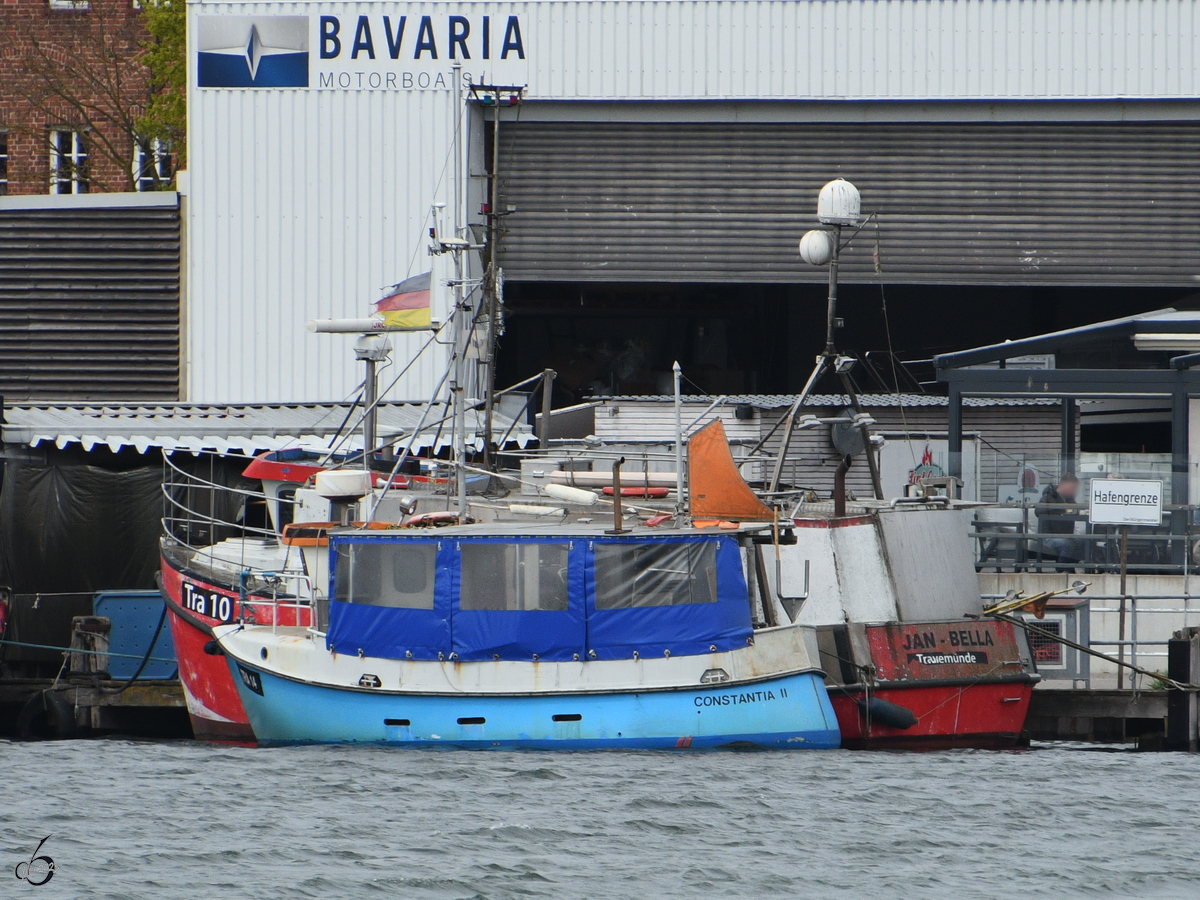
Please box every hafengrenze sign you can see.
[1088,479,1163,526]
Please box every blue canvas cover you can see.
[584,535,752,660]
[326,537,452,661]
[450,539,587,661]
[325,533,753,664]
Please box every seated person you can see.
[1036,473,1085,561]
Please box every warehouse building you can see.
[187,0,1200,412]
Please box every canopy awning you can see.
[1,402,535,455]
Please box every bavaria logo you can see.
[197,16,309,88]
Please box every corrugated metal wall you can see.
[187,78,457,404]
[512,0,1200,101]
[497,120,1200,285]
[187,0,1200,403]
[0,195,180,401]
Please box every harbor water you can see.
[2,740,1198,899]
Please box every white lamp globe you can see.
[799,229,835,266]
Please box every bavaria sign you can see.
[196,13,528,91]
[1088,479,1164,526]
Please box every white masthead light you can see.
[817,178,861,226]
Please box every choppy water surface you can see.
[2,740,1198,899]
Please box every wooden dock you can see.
[0,678,191,739]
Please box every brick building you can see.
[0,0,167,195]
[0,3,181,402]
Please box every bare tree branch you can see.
[1,0,178,192]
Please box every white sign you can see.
[196,14,528,92]
[1089,479,1163,526]
[878,436,978,501]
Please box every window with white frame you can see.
[49,130,88,194]
[133,138,172,191]
[0,131,8,195]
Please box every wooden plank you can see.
[0,679,184,708]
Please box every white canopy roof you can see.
[1,402,535,455]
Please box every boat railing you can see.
[160,450,303,569]
[240,570,320,637]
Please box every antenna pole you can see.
[363,355,377,462]
[451,62,468,514]
[673,361,684,510]
[824,225,841,357]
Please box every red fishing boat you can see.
[688,420,1042,750]
[160,559,310,741]
[160,450,339,741]
[820,619,1038,749]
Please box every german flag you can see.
[374,272,432,330]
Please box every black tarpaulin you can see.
[0,449,259,595]
[0,457,164,593]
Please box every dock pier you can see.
[1027,689,1168,747]
[0,678,190,740]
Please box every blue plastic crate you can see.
[93,591,178,680]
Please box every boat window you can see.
[459,543,570,611]
[594,542,718,609]
[275,486,297,530]
[334,542,437,609]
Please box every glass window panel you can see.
[334,542,436,609]
[49,130,87,194]
[460,543,569,611]
[594,542,718,609]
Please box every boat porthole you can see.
[260,647,268,660]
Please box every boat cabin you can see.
[325,526,762,664]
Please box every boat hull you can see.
[226,660,840,749]
[160,556,308,742]
[828,680,1035,750]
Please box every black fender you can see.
[856,696,918,730]
[16,690,78,741]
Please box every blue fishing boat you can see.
[214,522,839,749]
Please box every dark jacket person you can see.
[1036,473,1083,562]
[1037,474,1080,535]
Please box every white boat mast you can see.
[450,61,469,514]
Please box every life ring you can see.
[16,690,78,741]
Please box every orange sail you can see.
[688,420,775,521]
